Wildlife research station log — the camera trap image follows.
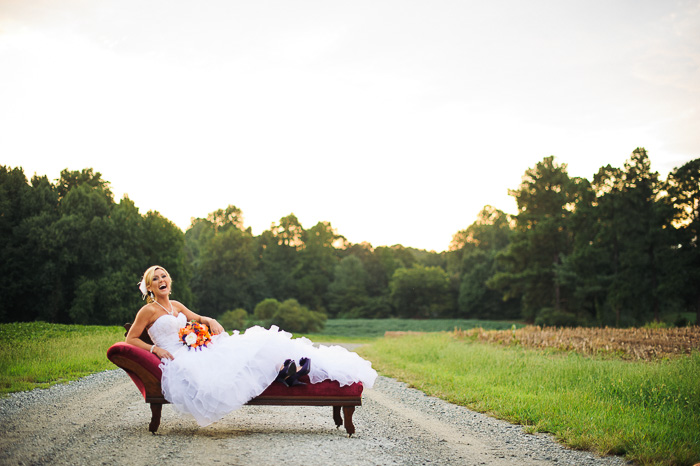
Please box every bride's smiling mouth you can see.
[151,269,171,294]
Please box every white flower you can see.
[138,280,148,298]
[185,332,198,346]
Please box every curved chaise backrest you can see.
[106,342,165,402]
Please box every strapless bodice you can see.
[148,313,187,354]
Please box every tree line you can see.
[450,148,699,327]
[1,147,698,329]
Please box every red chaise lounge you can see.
[107,325,363,435]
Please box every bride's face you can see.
[148,268,171,299]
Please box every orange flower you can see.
[178,321,212,350]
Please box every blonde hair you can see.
[141,265,171,303]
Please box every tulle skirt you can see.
[159,325,377,426]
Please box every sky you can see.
[1,0,699,252]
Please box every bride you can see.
[125,265,378,427]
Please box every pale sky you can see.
[1,0,699,252]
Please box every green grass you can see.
[315,318,521,338]
[0,322,124,395]
[358,332,700,466]
[5,319,697,465]
[297,334,377,344]
[0,318,516,396]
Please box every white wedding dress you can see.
[147,312,377,426]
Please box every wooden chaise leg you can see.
[149,403,162,434]
[332,406,343,429]
[342,406,355,436]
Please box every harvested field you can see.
[451,325,700,360]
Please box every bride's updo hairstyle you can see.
[139,265,172,303]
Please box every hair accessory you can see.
[138,279,148,299]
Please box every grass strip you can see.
[358,332,700,466]
[298,334,377,344]
[0,322,124,395]
[0,322,374,396]
[320,318,521,337]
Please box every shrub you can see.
[218,308,248,331]
[254,298,280,320]
[270,298,326,333]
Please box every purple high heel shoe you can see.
[284,358,310,387]
[275,359,293,384]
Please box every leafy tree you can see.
[0,167,58,322]
[409,247,446,268]
[552,149,678,326]
[341,242,389,297]
[489,156,581,324]
[186,206,254,315]
[206,205,244,232]
[389,245,417,269]
[339,242,416,318]
[141,211,191,303]
[452,206,517,319]
[326,255,369,317]
[0,166,190,325]
[185,218,215,266]
[69,271,137,325]
[554,168,614,324]
[51,179,115,323]
[253,215,304,302]
[18,175,61,321]
[55,183,188,324]
[55,168,112,201]
[271,213,304,248]
[192,225,256,316]
[666,158,700,230]
[452,206,512,252]
[389,265,451,318]
[663,157,700,323]
[603,149,673,324]
[5,147,696,329]
[373,245,416,288]
[295,221,342,311]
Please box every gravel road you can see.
[0,355,634,466]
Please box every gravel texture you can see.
[0,366,634,466]
[0,370,631,466]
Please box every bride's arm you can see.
[125,306,153,350]
[125,306,174,360]
[176,302,225,335]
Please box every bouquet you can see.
[178,320,212,351]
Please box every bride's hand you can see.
[153,346,174,360]
[208,318,224,335]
